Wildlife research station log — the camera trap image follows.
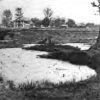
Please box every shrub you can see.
[68,51,91,65]
[23,44,80,52]
[89,53,100,70]
[39,51,91,66]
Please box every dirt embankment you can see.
[0,28,98,45]
[19,29,98,44]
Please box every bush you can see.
[68,51,91,65]
[24,44,92,66]
[39,51,91,66]
[0,29,14,40]
[23,44,80,52]
[89,53,100,69]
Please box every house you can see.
[13,17,34,29]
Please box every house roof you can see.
[13,17,31,23]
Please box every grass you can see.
[22,74,100,100]
[0,40,22,48]
[0,28,99,99]
[0,28,98,45]
[17,76,96,90]
[0,75,98,100]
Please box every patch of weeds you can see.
[24,44,93,67]
[18,81,37,91]
[18,80,57,91]
[39,50,91,66]
[3,76,97,100]
[17,78,96,91]
[23,44,80,52]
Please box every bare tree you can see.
[2,9,12,27]
[43,8,53,19]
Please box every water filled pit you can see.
[0,43,96,87]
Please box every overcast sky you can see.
[0,0,99,24]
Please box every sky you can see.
[0,0,100,24]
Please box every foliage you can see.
[23,44,92,66]
[15,8,23,20]
[43,8,53,27]
[86,23,95,27]
[37,45,91,66]
[15,7,23,27]
[31,18,42,27]
[67,19,76,27]
[2,9,12,27]
[42,17,50,27]
[50,17,66,27]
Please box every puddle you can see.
[0,48,96,86]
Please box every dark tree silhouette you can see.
[31,18,42,27]
[42,17,50,27]
[15,7,23,27]
[67,19,76,27]
[2,9,12,27]
[42,8,53,27]
[50,17,66,27]
[91,0,100,44]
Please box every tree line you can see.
[1,7,95,28]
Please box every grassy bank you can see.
[0,28,98,45]
[20,28,98,44]
[0,74,99,100]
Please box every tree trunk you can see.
[96,26,100,44]
[88,26,100,56]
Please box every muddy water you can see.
[0,48,96,86]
